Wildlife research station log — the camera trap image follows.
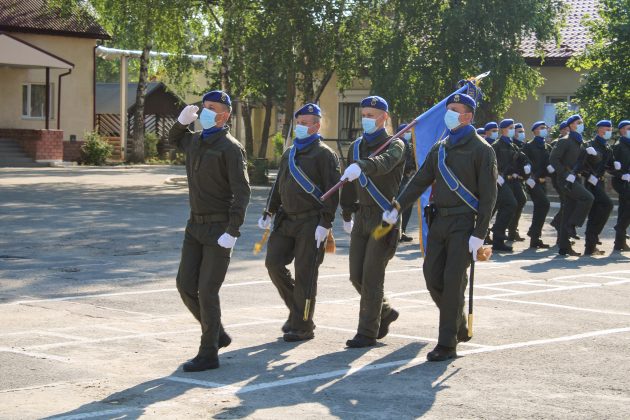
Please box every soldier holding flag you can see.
[383,92,497,361]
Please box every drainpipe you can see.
[45,67,50,130]
[57,69,72,130]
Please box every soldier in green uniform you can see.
[612,120,630,251]
[507,122,529,241]
[549,114,594,256]
[549,120,569,241]
[170,91,251,371]
[491,119,531,252]
[339,95,404,348]
[578,120,615,255]
[259,103,341,342]
[484,122,499,145]
[384,93,497,361]
[522,121,552,248]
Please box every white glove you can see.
[178,105,199,125]
[587,174,598,186]
[343,219,354,234]
[468,236,484,261]
[622,173,630,182]
[217,232,237,249]
[566,174,576,183]
[614,161,622,170]
[523,164,531,175]
[497,175,505,186]
[382,208,399,225]
[526,178,536,189]
[586,146,597,156]
[341,163,362,182]
[315,226,329,247]
[546,164,555,174]
[258,215,271,230]
[512,173,519,179]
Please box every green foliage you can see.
[569,0,630,128]
[81,131,113,165]
[272,132,284,160]
[366,0,567,122]
[143,132,159,159]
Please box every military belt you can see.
[190,213,229,224]
[436,205,475,217]
[285,209,320,221]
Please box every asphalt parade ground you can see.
[1,166,629,419]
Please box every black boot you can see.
[426,344,457,362]
[346,333,376,348]
[377,309,399,339]
[399,232,413,242]
[492,239,513,252]
[218,332,232,349]
[584,243,605,256]
[529,238,550,249]
[183,355,219,372]
[559,247,581,257]
[283,329,314,342]
[281,318,291,334]
[508,231,525,242]
[614,233,630,251]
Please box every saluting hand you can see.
[178,105,199,125]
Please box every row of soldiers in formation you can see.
[475,116,630,256]
[167,89,629,372]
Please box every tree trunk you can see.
[129,42,151,162]
[282,70,296,139]
[241,100,254,157]
[257,95,274,158]
[313,70,333,103]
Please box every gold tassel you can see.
[325,229,336,253]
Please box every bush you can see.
[144,132,159,159]
[81,131,112,165]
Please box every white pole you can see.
[119,55,127,161]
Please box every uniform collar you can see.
[533,136,546,146]
[569,131,583,144]
[293,133,321,151]
[201,125,227,140]
[594,135,607,147]
[621,136,630,146]
[361,129,389,148]
[500,135,512,145]
[363,127,387,143]
[448,125,474,146]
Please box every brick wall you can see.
[63,141,85,162]
[0,129,63,162]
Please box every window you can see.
[544,95,578,125]
[22,83,54,119]
[338,102,362,141]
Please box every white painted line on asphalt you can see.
[163,326,630,396]
[550,270,630,281]
[166,376,237,391]
[486,297,630,316]
[0,346,69,363]
[49,407,137,420]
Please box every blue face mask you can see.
[489,131,499,140]
[444,110,461,130]
[539,129,548,138]
[517,132,526,141]
[603,130,612,140]
[200,108,217,129]
[362,117,378,134]
[294,124,310,139]
[507,129,515,138]
[403,132,412,141]
[576,123,585,134]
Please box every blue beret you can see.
[202,90,231,108]
[499,119,514,129]
[476,128,486,135]
[294,103,321,118]
[618,120,630,129]
[484,122,498,130]
[446,93,476,110]
[559,120,569,130]
[596,119,612,128]
[566,114,582,126]
[361,96,388,111]
[514,123,524,129]
[531,121,546,131]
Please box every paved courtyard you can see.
[0,166,629,419]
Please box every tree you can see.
[569,0,630,128]
[52,0,208,162]
[366,0,567,123]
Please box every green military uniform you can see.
[264,135,340,335]
[549,135,567,239]
[522,135,552,247]
[340,129,405,340]
[169,121,250,360]
[612,132,630,250]
[398,125,497,349]
[549,131,594,254]
[578,133,614,254]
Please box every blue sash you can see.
[288,145,323,202]
[353,139,392,211]
[437,141,479,212]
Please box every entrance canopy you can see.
[0,32,73,69]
